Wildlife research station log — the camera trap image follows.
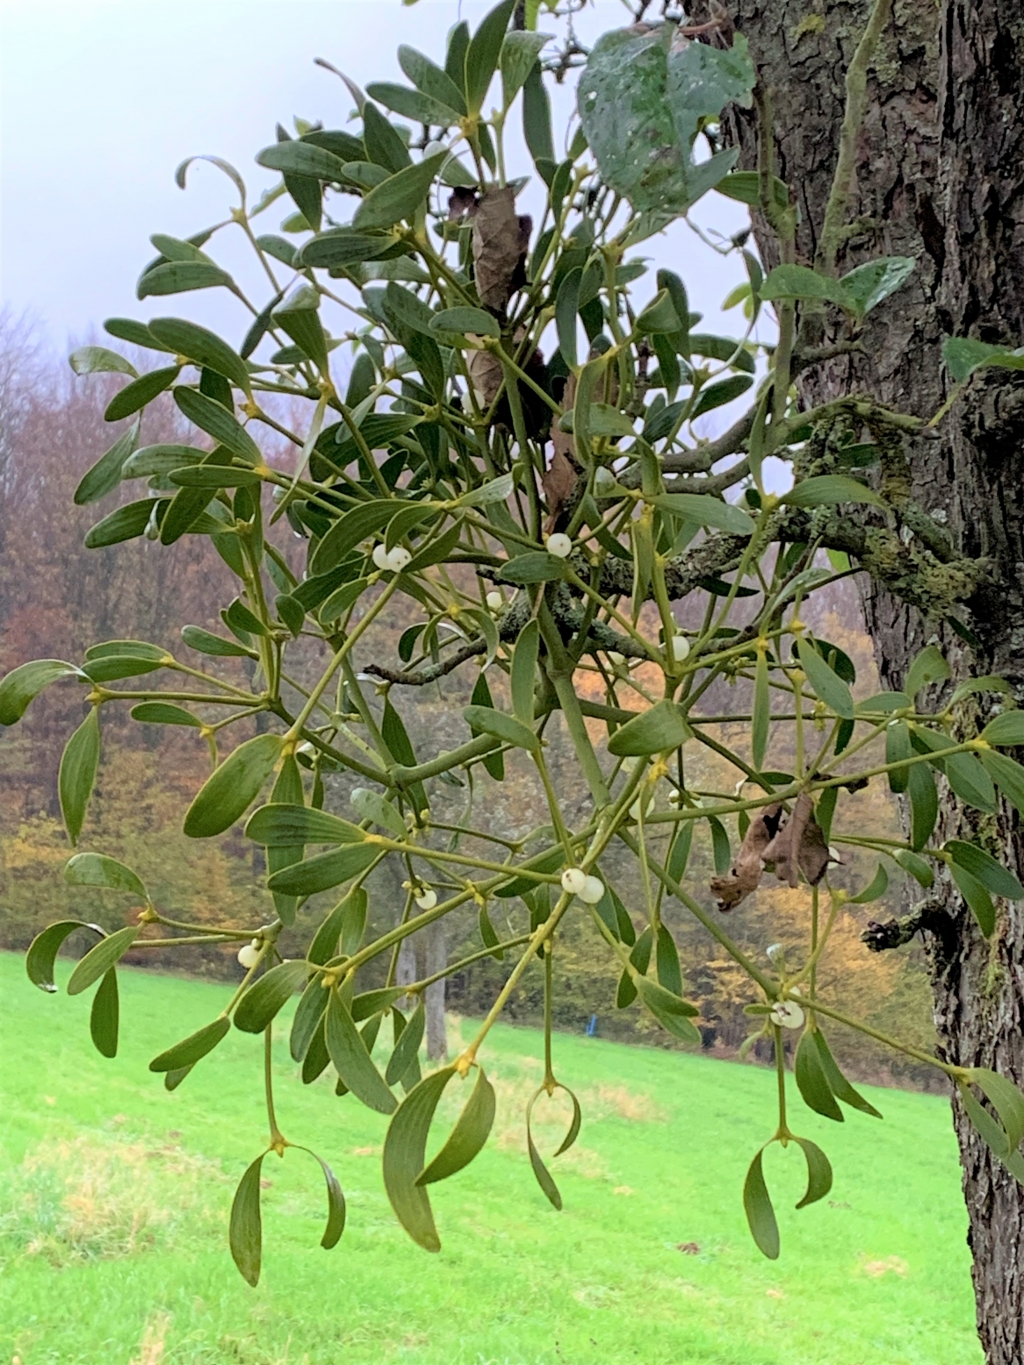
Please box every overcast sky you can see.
[1,0,758,361]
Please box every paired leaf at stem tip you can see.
[743,1137,833,1259]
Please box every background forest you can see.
[0,308,935,1084]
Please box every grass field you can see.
[0,952,981,1365]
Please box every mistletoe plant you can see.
[5,0,1024,1283]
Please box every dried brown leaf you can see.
[468,349,504,410]
[710,804,782,911]
[542,448,578,534]
[796,815,830,885]
[473,188,531,314]
[762,793,830,887]
[543,373,579,533]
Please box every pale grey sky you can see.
[1,0,758,358]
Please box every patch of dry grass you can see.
[861,1255,909,1278]
[129,1311,173,1365]
[0,1130,226,1267]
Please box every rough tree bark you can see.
[702,0,1024,1356]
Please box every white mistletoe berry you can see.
[668,634,690,663]
[372,543,391,570]
[545,532,572,559]
[386,546,412,572]
[561,867,587,895]
[578,874,605,904]
[237,940,261,969]
[485,590,503,611]
[769,1000,805,1029]
[414,887,438,910]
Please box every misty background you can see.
[0,0,752,352]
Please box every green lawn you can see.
[0,952,981,1365]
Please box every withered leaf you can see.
[710,804,782,911]
[762,793,830,888]
[543,373,579,533]
[472,187,531,314]
[542,448,578,534]
[468,348,504,409]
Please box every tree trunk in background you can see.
[424,918,448,1061]
[396,935,417,993]
[704,0,1024,1356]
[394,912,446,1059]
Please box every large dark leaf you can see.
[74,422,140,505]
[84,498,163,549]
[266,843,379,897]
[382,1065,456,1250]
[352,152,447,231]
[743,1147,779,1259]
[137,262,232,300]
[945,840,1024,901]
[796,637,855,719]
[26,920,102,992]
[89,968,120,1058]
[417,1067,496,1185]
[795,1029,843,1122]
[148,318,251,394]
[982,710,1024,748]
[325,988,397,1114]
[812,1030,881,1118]
[464,0,516,114]
[66,925,138,996]
[257,140,349,180]
[309,499,402,575]
[400,43,467,114]
[59,709,101,846]
[607,699,689,756]
[0,659,80,726]
[793,1137,833,1209]
[64,852,147,900]
[229,1154,266,1286]
[308,887,368,965]
[174,387,261,463]
[234,960,309,1033]
[184,735,285,838]
[365,81,461,127]
[907,761,938,851]
[578,27,752,230]
[103,366,180,421]
[306,1148,346,1249]
[149,1016,231,1072]
[386,999,425,1086]
[463,704,539,754]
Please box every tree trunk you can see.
[396,935,417,994]
[424,918,448,1061]
[705,0,1024,1356]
